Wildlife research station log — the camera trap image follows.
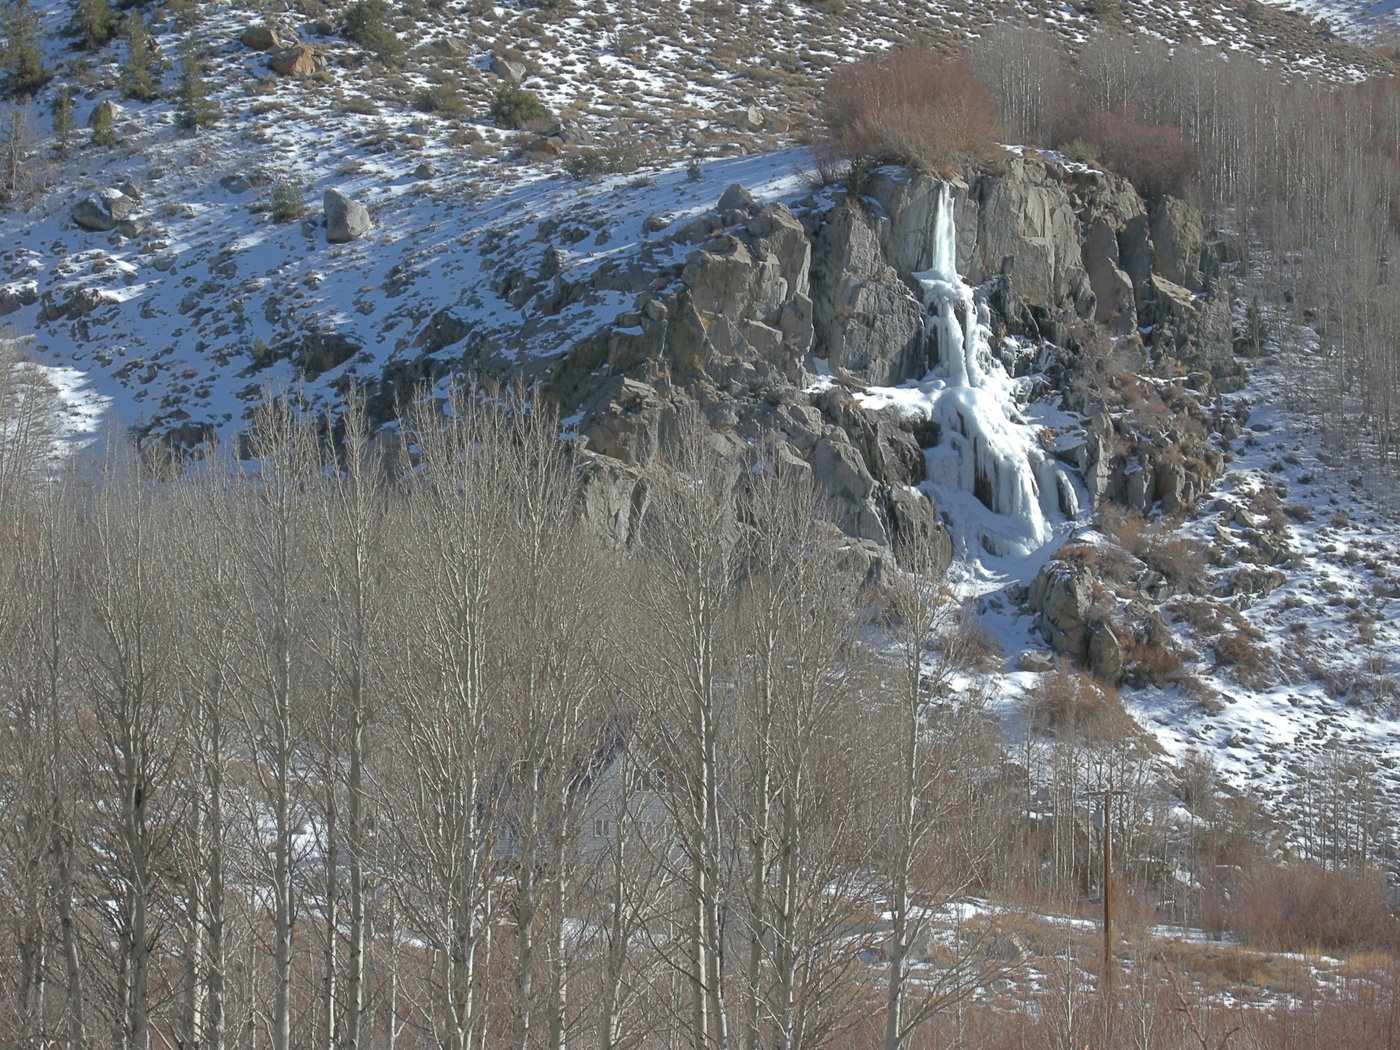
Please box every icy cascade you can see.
[860,185,1080,566]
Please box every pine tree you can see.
[90,101,115,146]
[1,0,50,97]
[174,43,216,130]
[52,85,73,155]
[68,0,115,51]
[1,106,33,206]
[119,12,159,102]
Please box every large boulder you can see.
[1143,277,1239,388]
[269,43,318,77]
[809,434,887,544]
[489,53,526,83]
[1081,217,1137,335]
[241,23,288,50]
[1029,561,1096,663]
[1148,196,1205,293]
[71,186,140,231]
[746,203,810,307]
[680,237,757,322]
[324,188,370,243]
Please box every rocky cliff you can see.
[426,151,1243,597]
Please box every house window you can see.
[593,819,611,839]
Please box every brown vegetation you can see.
[819,47,1000,173]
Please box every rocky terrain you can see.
[2,0,1399,859]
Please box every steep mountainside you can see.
[2,0,1398,848]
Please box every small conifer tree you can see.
[119,12,159,102]
[52,84,73,154]
[174,43,217,130]
[90,102,115,146]
[69,0,115,51]
[1,0,50,97]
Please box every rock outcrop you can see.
[360,151,1241,583]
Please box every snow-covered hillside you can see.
[1265,0,1400,42]
[2,0,1398,854]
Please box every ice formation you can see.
[859,184,1080,566]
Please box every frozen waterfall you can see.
[857,184,1081,568]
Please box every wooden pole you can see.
[1087,787,1126,1047]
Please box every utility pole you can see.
[1088,786,1126,1045]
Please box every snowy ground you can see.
[3,0,1398,857]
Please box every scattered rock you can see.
[269,43,318,77]
[241,24,286,50]
[546,120,590,146]
[0,283,38,316]
[413,161,437,180]
[730,105,764,131]
[489,53,526,83]
[323,188,370,243]
[1016,649,1058,673]
[71,187,141,232]
[116,215,150,238]
[281,329,362,376]
[716,183,759,215]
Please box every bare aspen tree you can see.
[167,449,247,1050]
[637,410,745,1050]
[389,388,515,1050]
[729,445,877,1050]
[487,396,616,1050]
[876,530,1005,1050]
[576,704,677,1050]
[967,23,1068,144]
[0,339,74,1049]
[70,447,184,1050]
[229,400,326,1050]
[308,396,400,1050]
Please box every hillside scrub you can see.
[1052,102,1198,197]
[0,379,1390,1048]
[819,47,999,173]
[490,83,552,128]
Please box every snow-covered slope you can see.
[3,0,1398,851]
[1264,0,1400,42]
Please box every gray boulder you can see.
[489,53,526,83]
[977,157,1084,311]
[324,188,370,243]
[681,237,757,322]
[746,203,810,306]
[0,282,37,316]
[72,187,140,232]
[1029,562,1095,662]
[717,183,759,215]
[1148,196,1205,292]
[1081,217,1137,334]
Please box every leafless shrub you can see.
[1026,664,1140,744]
[1231,861,1397,952]
[819,47,1000,173]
